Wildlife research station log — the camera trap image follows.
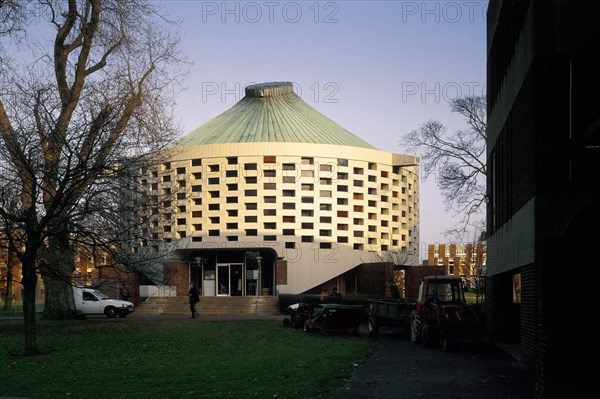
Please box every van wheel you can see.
[105,307,117,318]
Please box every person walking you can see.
[188,282,200,318]
[327,287,342,304]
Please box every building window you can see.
[245,189,258,197]
[227,183,238,191]
[337,210,348,217]
[226,197,238,203]
[338,236,348,243]
[283,163,295,170]
[301,210,314,217]
[208,177,219,185]
[320,243,332,249]
[283,229,295,236]
[245,215,257,223]
[320,164,333,172]
[354,205,363,212]
[283,190,295,197]
[283,202,295,209]
[354,231,363,237]
[301,197,314,203]
[226,170,238,178]
[282,176,296,183]
[263,183,276,190]
[193,224,202,231]
[301,170,314,178]
[191,158,201,167]
[320,203,332,211]
[302,183,314,191]
[227,236,239,241]
[210,216,220,224]
[227,157,238,165]
[264,222,276,230]
[245,176,257,184]
[177,193,186,200]
[337,224,348,231]
[337,185,348,192]
[192,211,202,218]
[283,216,295,223]
[320,216,332,223]
[264,155,276,163]
[209,190,220,198]
[368,225,377,232]
[177,218,186,225]
[227,209,238,217]
[302,222,314,229]
[246,229,258,236]
[301,157,314,165]
[264,170,276,178]
[264,209,276,216]
[176,167,186,174]
[244,163,257,170]
[209,230,219,236]
[246,203,257,210]
[208,204,220,211]
[209,164,219,172]
[264,235,276,241]
[337,198,348,205]
[353,180,363,187]
[285,242,295,249]
[381,171,389,178]
[368,162,376,170]
[226,223,238,229]
[162,175,171,183]
[193,172,202,179]
[264,196,276,203]
[320,229,332,237]
[337,159,348,166]
[302,236,314,243]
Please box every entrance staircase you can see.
[135,296,281,316]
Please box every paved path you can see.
[329,333,534,399]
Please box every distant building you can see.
[426,243,486,283]
[486,1,600,396]
[132,82,420,297]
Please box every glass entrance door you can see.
[217,265,230,296]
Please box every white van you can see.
[73,286,134,318]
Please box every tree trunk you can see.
[21,255,39,355]
[3,251,14,311]
[41,233,79,319]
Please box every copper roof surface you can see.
[174,82,377,149]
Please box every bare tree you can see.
[401,96,487,240]
[0,0,187,354]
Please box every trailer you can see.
[303,303,364,335]
[367,275,486,351]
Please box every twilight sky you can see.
[160,0,488,256]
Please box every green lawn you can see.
[0,319,378,398]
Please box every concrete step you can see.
[136,296,281,315]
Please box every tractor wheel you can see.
[368,316,380,336]
[410,310,422,344]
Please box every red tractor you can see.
[409,275,484,351]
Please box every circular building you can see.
[135,82,419,298]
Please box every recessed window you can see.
[283,190,295,197]
[353,180,363,187]
[354,231,363,237]
[209,230,219,236]
[246,203,257,210]
[245,176,257,184]
[337,159,348,166]
[283,216,295,223]
[226,197,238,203]
[337,172,348,180]
[226,170,238,178]
[227,157,238,165]
[282,176,296,183]
[208,177,219,185]
[368,175,376,182]
[209,216,220,224]
[263,183,276,190]
[227,236,239,241]
[320,190,332,198]
[193,172,202,179]
[301,210,314,217]
[337,224,348,231]
[227,183,238,191]
[192,211,202,218]
[193,198,202,205]
[246,229,258,236]
[264,235,277,241]
[176,167,186,174]
[337,198,348,205]
[283,203,295,209]
[264,170,276,177]
[264,196,276,203]
[354,244,364,250]
[301,222,314,229]
[320,216,331,223]
[209,190,220,198]
[264,209,277,216]
[301,170,314,178]
[320,204,332,211]
[244,163,257,170]
[319,229,332,237]
[264,156,276,163]
[227,209,238,217]
[177,218,186,225]
[191,159,201,167]
[302,236,314,243]
[285,242,296,249]
[338,237,348,243]
[320,243,332,249]
[301,197,314,203]
[337,210,348,218]
[209,164,220,172]
[264,222,276,230]
[245,189,257,197]
[283,163,295,170]
[301,183,314,191]
[226,223,238,229]
[301,157,314,165]
[162,175,171,182]
[337,185,348,192]
[208,204,220,211]
[245,215,257,223]
[282,229,295,236]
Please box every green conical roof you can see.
[174,82,377,149]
